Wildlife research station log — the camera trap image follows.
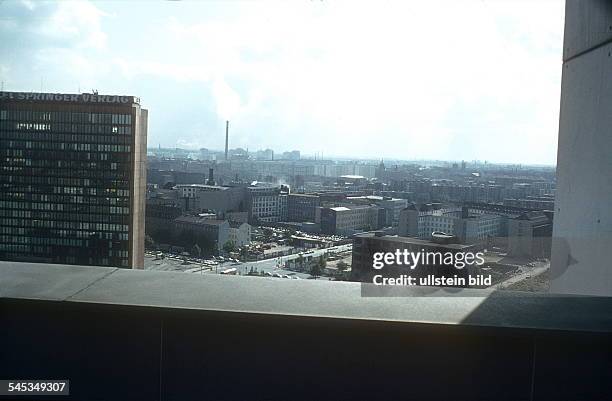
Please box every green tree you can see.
[310,256,325,278]
[223,240,237,254]
[336,260,349,280]
[240,247,249,261]
[190,244,202,258]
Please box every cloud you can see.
[0,0,565,164]
[40,0,108,49]
[0,0,107,49]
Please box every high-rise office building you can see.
[0,91,147,268]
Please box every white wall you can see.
[551,1,612,295]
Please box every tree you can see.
[262,228,273,241]
[310,256,325,278]
[196,236,215,256]
[144,234,155,250]
[223,240,237,254]
[336,260,349,280]
[240,247,249,261]
[190,244,202,258]
[319,255,326,270]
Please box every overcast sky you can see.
[0,0,564,164]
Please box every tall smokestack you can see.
[224,120,229,161]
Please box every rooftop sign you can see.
[0,91,139,105]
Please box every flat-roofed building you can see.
[399,204,507,246]
[287,193,320,222]
[503,196,555,211]
[346,195,408,227]
[246,182,289,224]
[320,205,385,235]
[176,184,245,214]
[508,211,553,258]
[174,216,229,252]
[228,220,251,247]
[0,91,147,268]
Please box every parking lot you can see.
[144,243,352,281]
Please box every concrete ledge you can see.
[2,261,612,333]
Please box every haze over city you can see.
[0,0,564,164]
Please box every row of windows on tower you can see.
[0,110,133,125]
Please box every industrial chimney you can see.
[224,120,229,161]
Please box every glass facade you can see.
[0,94,147,268]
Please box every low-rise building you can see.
[320,205,385,235]
[503,196,555,211]
[508,212,553,258]
[228,221,251,247]
[246,182,289,224]
[346,196,408,227]
[287,193,321,222]
[399,204,506,245]
[176,184,245,214]
[174,216,229,251]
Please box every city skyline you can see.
[149,144,557,168]
[0,0,564,164]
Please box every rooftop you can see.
[0,91,140,105]
[175,184,229,191]
[174,216,227,226]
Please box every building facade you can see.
[174,216,229,252]
[508,212,553,258]
[176,184,245,214]
[320,205,384,235]
[246,183,288,224]
[287,193,320,222]
[345,196,408,227]
[399,204,507,245]
[0,91,147,268]
[228,221,251,247]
